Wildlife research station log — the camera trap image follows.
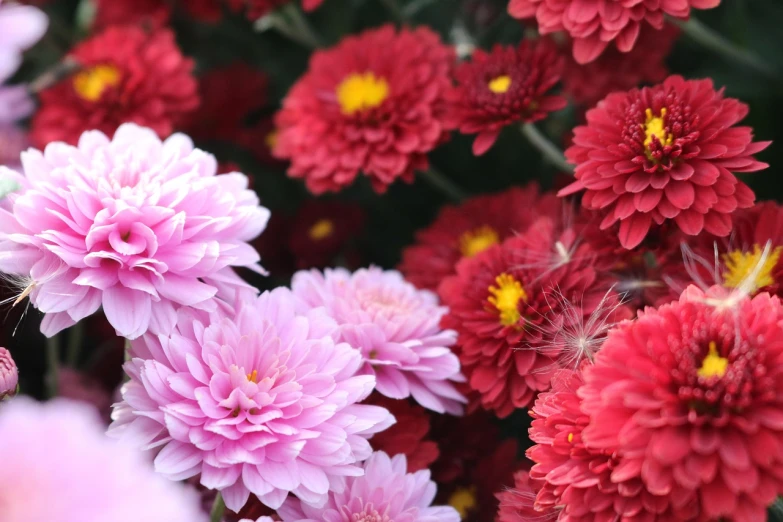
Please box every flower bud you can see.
[0,347,18,399]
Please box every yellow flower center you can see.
[73,64,121,102]
[265,130,278,150]
[336,72,389,115]
[448,487,477,520]
[722,244,782,294]
[488,273,527,327]
[567,432,574,443]
[642,107,673,151]
[308,218,334,240]
[488,75,512,94]
[698,341,728,379]
[247,369,259,383]
[459,226,500,258]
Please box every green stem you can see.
[402,0,438,17]
[673,17,780,82]
[379,0,405,22]
[66,321,85,367]
[420,168,467,203]
[282,3,322,48]
[45,335,60,398]
[210,492,226,522]
[521,123,574,174]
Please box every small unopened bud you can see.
[0,347,19,399]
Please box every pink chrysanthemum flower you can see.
[109,287,394,512]
[0,346,17,398]
[508,0,718,64]
[580,285,783,522]
[0,1,47,86]
[278,451,460,522]
[0,398,206,522]
[291,267,467,415]
[559,75,769,249]
[0,123,269,339]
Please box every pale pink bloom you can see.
[292,267,466,415]
[0,346,17,398]
[0,397,206,522]
[109,287,394,512]
[278,451,460,522]
[0,1,47,86]
[0,123,269,339]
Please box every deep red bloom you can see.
[274,25,454,194]
[580,285,783,522]
[508,0,719,64]
[559,75,769,250]
[444,40,566,155]
[92,0,170,29]
[365,395,439,473]
[496,470,555,522]
[31,27,198,147]
[562,24,679,108]
[287,200,365,269]
[438,216,618,417]
[399,185,560,291]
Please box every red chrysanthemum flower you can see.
[496,470,556,522]
[366,395,439,473]
[562,24,679,108]
[288,200,365,269]
[399,184,560,291]
[559,75,770,250]
[438,216,618,417]
[528,369,694,521]
[92,0,170,29]
[508,0,719,64]
[273,25,454,194]
[31,27,198,147]
[580,285,783,522]
[444,40,566,155]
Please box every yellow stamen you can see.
[458,226,500,258]
[448,487,477,520]
[642,107,673,151]
[73,64,121,102]
[336,72,389,115]
[488,75,512,94]
[265,130,278,151]
[488,273,527,327]
[567,433,574,443]
[247,369,259,383]
[698,341,728,379]
[722,244,782,294]
[308,219,334,241]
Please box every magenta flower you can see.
[109,287,394,511]
[292,267,466,414]
[0,398,206,522]
[278,451,460,522]
[0,347,17,398]
[0,123,269,339]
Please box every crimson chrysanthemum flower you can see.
[273,25,454,194]
[528,369,694,521]
[579,285,783,522]
[399,184,560,291]
[562,24,679,107]
[92,0,170,29]
[496,470,555,522]
[508,0,719,64]
[438,216,617,417]
[559,75,770,250]
[287,200,365,269]
[31,26,199,147]
[443,40,566,155]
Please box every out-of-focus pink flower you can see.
[0,398,207,522]
[278,451,460,522]
[0,1,47,85]
[110,287,394,512]
[0,346,17,398]
[0,123,269,339]
[292,267,466,414]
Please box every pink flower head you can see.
[109,287,394,512]
[0,346,17,398]
[580,285,783,522]
[0,398,206,522]
[0,123,269,339]
[291,267,466,415]
[278,451,461,522]
[0,2,47,85]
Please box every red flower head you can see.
[31,27,199,147]
[288,199,365,269]
[444,40,566,155]
[559,75,770,250]
[580,285,783,522]
[528,369,694,521]
[399,184,560,291]
[274,25,454,194]
[508,0,720,64]
[496,470,556,522]
[562,24,679,108]
[365,395,439,473]
[92,0,170,29]
[438,215,619,417]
